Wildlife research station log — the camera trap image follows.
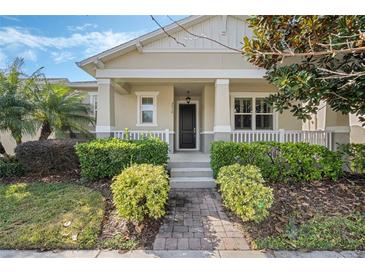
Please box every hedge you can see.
[0,157,24,178]
[75,137,169,180]
[15,139,85,174]
[338,143,365,174]
[111,164,169,222]
[211,141,343,183]
[217,164,273,223]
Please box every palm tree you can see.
[0,58,38,154]
[31,83,95,140]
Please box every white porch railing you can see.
[231,129,333,150]
[113,129,170,146]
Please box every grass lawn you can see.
[0,182,105,250]
[255,214,365,250]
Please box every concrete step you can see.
[170,177,216,189]
[168,161,210,169]
[170,167,213,178]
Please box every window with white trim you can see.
[89,93,97,119]
[141,96,154,123]
[233,97,274,130]
[255,98,274,130]
[136,92,158,126]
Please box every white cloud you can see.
[0,16,20,22]
[19,49,37,62]
[67,23,98,32]
[0,27,143,57]
[51,51,75,64]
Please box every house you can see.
[76,15,360,153]
[1,15,363,155]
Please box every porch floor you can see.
[169,152,210,163]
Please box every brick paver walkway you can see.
[153,189,249,251]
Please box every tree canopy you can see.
[0,58,94,155]
[243,16,365,123]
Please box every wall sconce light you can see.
[185,90,191,104]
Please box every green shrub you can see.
[15,139,85,174]
[211,141,343,183]
[111,164,169,223]
[75,138,168,180]
[217,164,273,223]
[338,143,365,174]
[0,157,24,177]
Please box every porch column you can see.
[214,79,231,141]
[96,79,115,138]
[324,103,350,150]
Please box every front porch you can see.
[94,78,349,152]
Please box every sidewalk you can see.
[0,249,364,258]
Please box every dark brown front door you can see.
[179,104,196,149]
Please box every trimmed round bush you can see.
[111,164,170,222]
[15,139,86,174]
[217,164,273,223]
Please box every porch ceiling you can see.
[174,83,204,96]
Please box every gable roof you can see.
[76,15,208,68]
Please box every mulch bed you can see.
[0,170,81,184]
[0,171,162,250]
[227,174,365,246]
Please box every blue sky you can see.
[0,15,186,81]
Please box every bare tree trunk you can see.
[39,121,52,140]
[0,141,10,160]
[15,136,22,145]
[69,129,77,139]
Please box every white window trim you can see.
[88,92,98,118]
[136,91,159,127]
[230,92,278,131]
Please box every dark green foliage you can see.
[255,214,365,250]
[211,141,343,183]
[217,164,273,223]
[15,139,85,174]
[75,138,169,180]
[243,16,365,123]
[0,157,24,178]
[338,143,365,174]
[0,58,37,145]
[111,164,169,222]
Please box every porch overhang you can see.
[95,69,266,79]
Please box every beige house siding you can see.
[201,85,215,132]
[104,51,254,70]
[114,85,174,131]
[144,16,250,51]
[350,114,365,144]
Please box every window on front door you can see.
[234,97,274,130]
